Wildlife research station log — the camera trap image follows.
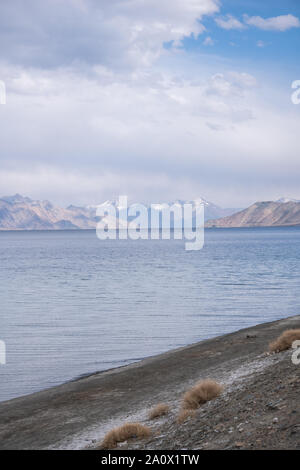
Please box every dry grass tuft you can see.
[182,379,223,410]
[100,422,152,449]
[269,329,300,353]
[148,403,170,420]
[177,409,196,424]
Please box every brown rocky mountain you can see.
[206,201,300,228]
[0,194,97,230]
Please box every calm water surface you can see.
[1,227,300,402]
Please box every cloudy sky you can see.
[0,0,299,207]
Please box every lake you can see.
[1,227,300,402]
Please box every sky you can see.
[0,0,299,208]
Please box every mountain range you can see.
[0,194,239,230]
[0,194,299,230]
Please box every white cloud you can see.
[203,36,215,46]
[256,40,266,48]
[229,72,257,88]
[0,1,299,207]
[215,12,300,33]
[244,14,300,32]
[205,72,257,98]
[215,14,245,30]
[0,166,210,207]
[2,62,299,207]
[0,0,220,71]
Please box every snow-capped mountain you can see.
[276,197,300,204]
[0,194,241,230]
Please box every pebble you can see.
[235,442,244,448]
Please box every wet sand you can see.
[0,315,299,450]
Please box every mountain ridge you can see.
[206,201,300,228]
[2,195,300,230]
[0,194,240,230]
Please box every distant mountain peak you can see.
[0,194,241,230]
[1,194,33,204]
[276,197,300,204]
[192,197,210,206]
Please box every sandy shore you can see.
[0,315,299,450]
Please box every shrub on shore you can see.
[148,403,170,420]
[100,422,152,449]
[182,379,223,410]
[269,329,300,353]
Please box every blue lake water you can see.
[1,227,300,402]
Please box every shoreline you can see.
[1,225,300,233]
[0,313,290,404]
[1,314,300,449]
